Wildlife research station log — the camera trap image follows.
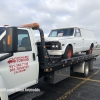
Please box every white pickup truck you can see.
[45,27,97,58]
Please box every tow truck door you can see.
[0,28,38,93]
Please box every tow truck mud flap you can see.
[88,60,93,71]
[44,67,70,84]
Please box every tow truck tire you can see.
[63,45,73,59]
[83,62,89,77]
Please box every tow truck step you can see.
[9,90,44,100]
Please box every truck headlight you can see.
[52,45,56,48]
[55,45,59,48]
[51,44,59,49]
[45,42,61,50]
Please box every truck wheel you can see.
[86,46,92,54]
[63,45,73,59]
[83,62,89,77]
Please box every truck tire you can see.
[63,45,73,59]
[86,46,93,54]
[82,62,89,77]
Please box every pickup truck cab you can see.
[45,27,97,58]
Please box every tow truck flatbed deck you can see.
[43,54,98,72]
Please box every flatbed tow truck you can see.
[0,23,98,100]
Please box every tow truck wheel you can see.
[83,62,89,77]
[63,45,73,59]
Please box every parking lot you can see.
[9,49,100,100]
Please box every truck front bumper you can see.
[48,50,64,55]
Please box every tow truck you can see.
[0,23,98,100]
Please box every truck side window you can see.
[75,28,81,37]
[18,29,32,52]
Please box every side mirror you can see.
[6,27,18,53]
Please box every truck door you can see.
[0,28,39,94]
[73,28,84,52]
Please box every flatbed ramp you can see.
[9,69,100,100]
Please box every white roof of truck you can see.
[52,27,92,32]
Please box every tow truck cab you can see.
[0,23,46,97]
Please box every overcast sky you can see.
[0,0,100,42]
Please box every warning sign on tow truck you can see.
[7,56,29,74]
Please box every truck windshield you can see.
[0,27,6,53]
[48,28,74,37]
[0,27,6,35]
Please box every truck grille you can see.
[45,42,52,50]
[37,42,61,50]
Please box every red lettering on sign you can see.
[8,56,29,74]
[8,58,16,64]
[7,56,29,64]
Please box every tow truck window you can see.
[18,29,32,52]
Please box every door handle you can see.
[33,53,36,61]
[74,43,76,44]
[82,39,84,40]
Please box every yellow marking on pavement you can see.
[71,76,100,83]
[88,79,100,82]
[70,76,85,80]
[57,70,100,100]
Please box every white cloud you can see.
[0,0,100,41]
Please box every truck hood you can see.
[0,53,7,56]
[45,36,73,42]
